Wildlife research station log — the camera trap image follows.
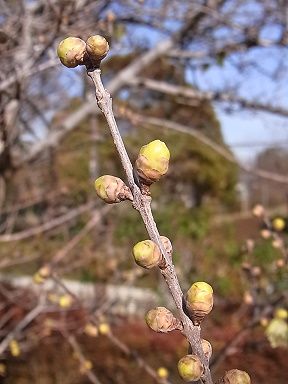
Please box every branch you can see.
[87,67,213,384]
[0,298,45,355]
[123,112,288,184]
[127,77,288,118]
[20,3,215,166]
[0,202,94,242]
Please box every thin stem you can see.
[87,67,213,384]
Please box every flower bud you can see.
[39,265,51,278]
[0,363,6,376]
[177,354,204,382]
[222,369,251,384]
[275,308,288,320]
[276,258,285,268]
[251,266,261,277]
[252,204,265,218]
[86,35,109,63]
[265,318,288,348]
[272,217,285,231]
[9,340,20,357]
[84,323,98,337]
[57,37,86,68]
[58,294,73,308]
[145,307,182,333]
[201,339,212,361]
[186,282,213,325]
[98,322,111,335]
[133,240,161,269]
[272,238,283,249]
[157,367,169,379]
[260,229,271,239]
[135,140,170,185]
[160,236,173,259]
[80,360,93,374]
[94,175,132,204]
[33,272,45,285]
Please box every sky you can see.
[123,7,288,166]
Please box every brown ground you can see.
[3,306,288,384]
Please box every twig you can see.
[66,334,103,384]
[87,67,213,384]
[0,202,94,242]
[0,297,45,355]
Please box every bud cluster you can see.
[57,35,109,68]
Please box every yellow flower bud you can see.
[9,340,20,357]
[145,307,182,333]
[186,282,213,325]
[80,359,93,374]
[58,294,73,308]
[99,322,110,335]
[94,175,132,204]
[57,37,86,68]
[201,339,212,361]
[222,369,251,384]
[135,140,170,185]
[133,240,161,269]
[0,363,6,376]
[272,217,285,231]
[84,323,98,337]
[157,367,169,379]
[86,35,109,63]
[265,318,288,348]
[177,354,204,382]
[33,272,45,285]
[275,308,288,320]
[252,204,265,218]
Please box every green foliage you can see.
[252,241,280,267]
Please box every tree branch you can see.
[87,67,213,384]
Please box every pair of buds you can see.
[178,357,250,383]
[57,35,109,68]
[94,139,170,204]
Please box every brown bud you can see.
[221,369,251,384]
[260,229,271,239]
[276,258,285,268]
[186,282,213,325]
[94,175,132,204]
[86,35,109,63]
[160,236,173,259]
[251,266,261,277]
[145,307,182,333]
[252,204,265,218]
[38,265,51,279]
[201,339,212,361]
[177,354,204,382]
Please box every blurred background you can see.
[0,0,288,383]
